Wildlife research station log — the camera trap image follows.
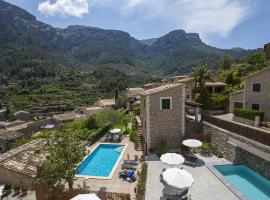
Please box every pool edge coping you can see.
[206,161,250,200]
[75,142,128,180]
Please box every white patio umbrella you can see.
[109,128,121,134]
[162,168,194,189]
[182,139,202,148]
[160,153,185,165]
[70,193,101,200]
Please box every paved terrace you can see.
[73,136,142,199]
[146,154,239,200]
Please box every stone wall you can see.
[203,122,237,161]
[0,166,35,188]
[203,121,270,179]
[235,148,270,179]
[233,115,254,126]
[148,86,185,150]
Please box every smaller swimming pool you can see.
[215,165,270,200]
[76,143,126,179]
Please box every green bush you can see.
[88,123,112,144]
[234,108,264,121]
[204,94,229,110]
[129,129,137,143]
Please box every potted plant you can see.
[20,182,28,196]
[3,183,12,194]
[13,183,21,195]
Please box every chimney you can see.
[264,43,270,60]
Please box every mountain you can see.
[0,0,258,76]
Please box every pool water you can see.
[215,165,270,200]
[77,144,125,177]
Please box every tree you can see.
[247,52,266,69]
[219,55,232,70]
[38,131,85,189]
[191,64,213,100]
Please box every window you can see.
[186,94,190,99]
[252,104,260,110]
[160,97,172,110]
[253,83,261,92]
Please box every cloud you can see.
[120,0,252,41]
[38,0,89,17]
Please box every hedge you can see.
[88,123,112,144]
[234,108,264,121]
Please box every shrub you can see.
[84,115,98,129]
[129,129,137,143]
[136,163,148,200]
[88,123,112,144]
[201,142,213,155]
[4,183,11,191]
[204,94,229,110]
[234,108,264,121]
[158,140,167,156]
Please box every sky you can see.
[5,0,270,49]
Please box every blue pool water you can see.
[215,165,270,200]
[77,144,125,177]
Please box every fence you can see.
[202,114,270,147]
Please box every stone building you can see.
[94,99,115,109]
[14,111,30,121]
[0,130,24,153]
[75,106,107,116]
[264,43,270,60]
[230,67,270,121]
[0,139,46,188]
[139,83,186,153]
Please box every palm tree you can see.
[191,64,213,98]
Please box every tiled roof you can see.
[0,139,47,178]
[139,83,182,95]
[244,66,270,79]
[53,112,86,121]
[0,130,24,141]
[98,99,115,106]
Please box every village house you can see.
[0,139,46,187]
[75,106,107,115]
[139,83,186,153]
[0,130,24,153]
[230,66,270,121]
[126,87,145,109]
[14,111,31,121]
[94,98,116,109]
[53,112,86,124]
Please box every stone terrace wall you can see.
[203,122,270,179]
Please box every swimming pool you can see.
[215,165,270,200]
[76,143,127,179]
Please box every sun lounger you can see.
[121,163,137,170]
[123,160,138,165]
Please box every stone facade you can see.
[229,67,270,121]
[140,84,185,153]
[229,91,243,113]
[204,122,270,179]
[243,67,270,120]
[14,111,31,121]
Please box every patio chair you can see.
[123,160,138,165]
[121,163,137,171]
[163,188,189,200]
[183,154,198,167]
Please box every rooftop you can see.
[6,121,34,132]
[85,106,104,111]
[139,83,182,96]
[98,98,115,106]
[244,66,270,79]
[205,82,227,86]
[0,130,24,141]
[0,139,47,178]
[53,112,86,121]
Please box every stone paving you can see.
[145,154,239,200]
[73,136,142,199]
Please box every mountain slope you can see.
[0,0,257,76]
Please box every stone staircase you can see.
[136,127,143,151]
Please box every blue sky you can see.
[5,0,270,49]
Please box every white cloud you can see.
[120,0,252,41]
[38,0,89,17]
